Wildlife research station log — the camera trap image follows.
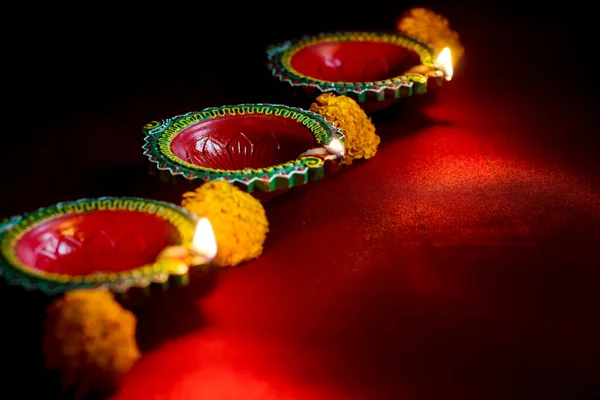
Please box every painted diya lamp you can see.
[0,197,217,301]
[266,31,453,113]
[142,103,346,196]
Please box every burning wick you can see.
[325,138,345,160]
[298,138,346,162]
[156,217,217,267]
[435,47,453,81]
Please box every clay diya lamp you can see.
[142,103,346,198]
[0,197,216,301]
[266,31,453,113]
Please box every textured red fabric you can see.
[111,15,599,400]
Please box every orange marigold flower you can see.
[181,180,269,267]
[43,289,141,399]
[310,93,380,165]
[397,7,464,63]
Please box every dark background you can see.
[4,1,595,125]
[1,1,599,399]
[2,1,597,215]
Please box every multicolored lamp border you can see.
[0,197,198,296]
[266,31,437,101]
[142,104,345,192]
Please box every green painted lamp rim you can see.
[266,31,437,101]
[0,197,198,296]
[142,103,345,192]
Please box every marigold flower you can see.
[181,180,269,267]
[43,289,141,399]
[397,7,464,63]
[310,93,380,165]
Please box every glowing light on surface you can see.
[192,217,217,261]
[325,138,345,158]
[436,47,453,81]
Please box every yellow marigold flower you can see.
[181,180,269,267]
[310,93,380,165]
[43,289,141,399]
[397,7,464,63]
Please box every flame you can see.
[326,138,345,157]
[436,47,453,81]
[192,217,217,260]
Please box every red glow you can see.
[170,114,316,170]
[15,211,180,275]
[111,24,599,400]
[290,41,421,82]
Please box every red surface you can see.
[290,40,421,82]
[2,5,599,400]
[170,114,316,169]
[15,211,181,275]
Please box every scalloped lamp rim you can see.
[0,196,199,296]
[266,30,438,95]
[141,103,346,192]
